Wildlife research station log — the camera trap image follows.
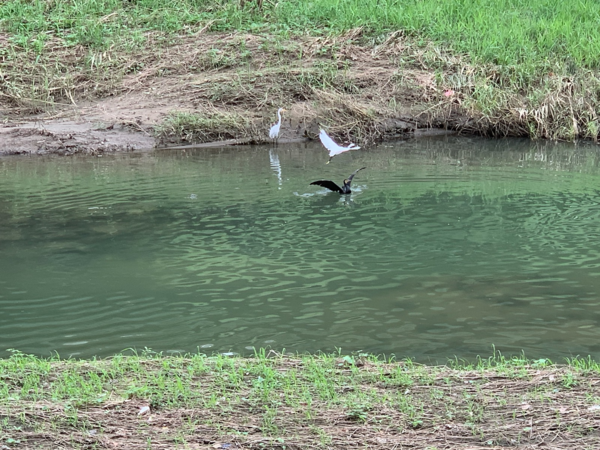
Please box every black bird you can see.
[310,167,366,194]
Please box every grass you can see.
[154,109,258,144]
[2,349,600,448]
[2,0,600,70]
[1,0,600,143]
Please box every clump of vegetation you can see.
[413,41,600,141]
[314,90,383,143]
[1,349,600,448]
[154,109,258,144]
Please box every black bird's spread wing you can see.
[310,180,343,193]
[347,167,367,183]
[310,168,366,194]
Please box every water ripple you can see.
[2,139,600,360]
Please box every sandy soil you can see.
[0,94,169,155]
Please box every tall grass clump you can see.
[154,109,258,144]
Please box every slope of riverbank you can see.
[0,30,454,155]
[1,0,600,155]
[1,350,599,449]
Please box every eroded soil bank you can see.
[0,31,519,156]
[2,352,600,449]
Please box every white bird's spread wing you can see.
[319,129,360,157]
[318,129,339,156]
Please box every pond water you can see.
[2,136,600,362]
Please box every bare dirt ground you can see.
[0,31,464,156]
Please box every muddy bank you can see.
[0,114,449,156]
[0,120,155,156]
[2,30,595,156]
[0,31,475,156]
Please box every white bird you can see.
[318,129,360,164]
[269,108,286,144]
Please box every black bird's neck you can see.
[341,180,351,194]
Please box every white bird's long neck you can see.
[277,110,282,125]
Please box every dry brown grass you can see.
[154,107,262,144]
[1,30,599,146]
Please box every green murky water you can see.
[2,136,600,361]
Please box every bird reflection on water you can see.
[269,149,282,188]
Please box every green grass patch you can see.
[1,349,600,448]
[2,0,600,70]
